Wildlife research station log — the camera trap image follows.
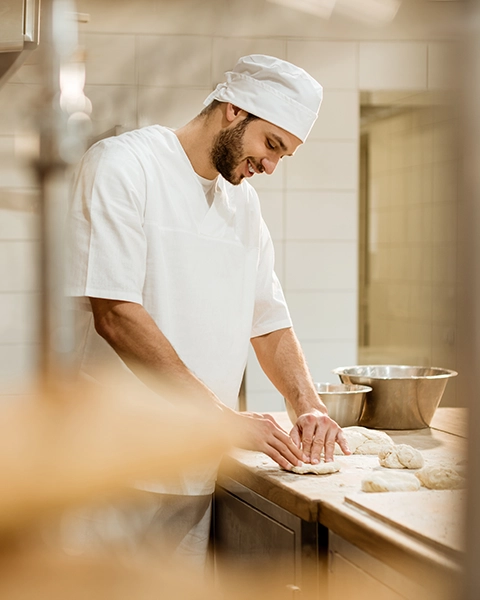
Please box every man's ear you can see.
[225,103,247,123]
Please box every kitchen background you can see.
[0,0,462,410]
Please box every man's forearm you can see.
[252,327,350,462]
[89,297,226,410]
[88,298,307,469]
[251,327,327,417]
[89,299,328,468]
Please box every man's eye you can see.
[266,140,275,150]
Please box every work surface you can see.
[218,408,467,578]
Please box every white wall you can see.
[0,0,460,405]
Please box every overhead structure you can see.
[266,0,402,24]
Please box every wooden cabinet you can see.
[328,532,417,600]
[214,477,328,599]
[327,532,458,600]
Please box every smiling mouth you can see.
[247,159,263,176]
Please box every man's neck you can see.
[175,117,219,180]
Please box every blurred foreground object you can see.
[36,0,92,386]
[0,372,234,532]
[461,0,480,598]
[0,546,323,600]
[0,549,219,600]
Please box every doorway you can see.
[358,91,459,406]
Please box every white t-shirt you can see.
[67,125,292,494]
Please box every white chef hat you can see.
[203,54,323,142]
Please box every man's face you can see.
[210,114,302,186]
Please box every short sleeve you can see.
[251,218,292,338]
[66,139,147,304]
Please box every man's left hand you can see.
[290,410,351,463]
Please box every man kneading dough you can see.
[67,54,350,567]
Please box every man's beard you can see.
[210,114,261,185]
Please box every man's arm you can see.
[89,298,305,470]
[251,327,351,463]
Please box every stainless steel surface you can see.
[333,365,458,430]
[285,382,372,428]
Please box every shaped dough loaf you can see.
[334,426,394,455]
[362,471,421,493]
[378,444,424,469]
[415,465,466,490]
[290,460,341,475]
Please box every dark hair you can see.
[198,99,221,118]
[198,99,259,122]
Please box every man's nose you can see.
[261,156,279,175]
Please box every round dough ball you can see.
[362,471,421,493]
[290,460,341,475]
[378,444,425,470]
[415,465,466,490]
[335,426,394,455]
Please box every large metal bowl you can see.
[333,365,457,430]
[285,382,372,427]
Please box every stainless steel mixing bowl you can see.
[332,365,458,429]
[285,382,372,427]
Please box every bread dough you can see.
[334,429,366,454]
[378,444,425,469]
[415,465,466,490]
[290,460,341,475]
[362,471,421,493]
[334,426,394,455]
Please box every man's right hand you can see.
[231,411,305,470]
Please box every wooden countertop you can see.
[218,407,467,586]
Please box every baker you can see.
[67,54,350,568]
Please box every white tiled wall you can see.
[359,42,428,90]
[212,38,287,82]
[287,41,358,89]
[0,0,461,407]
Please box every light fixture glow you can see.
[267,0,401,24]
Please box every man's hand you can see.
[290,409,351,463]
[233,411,305,470]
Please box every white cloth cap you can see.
[203,55,323,142]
